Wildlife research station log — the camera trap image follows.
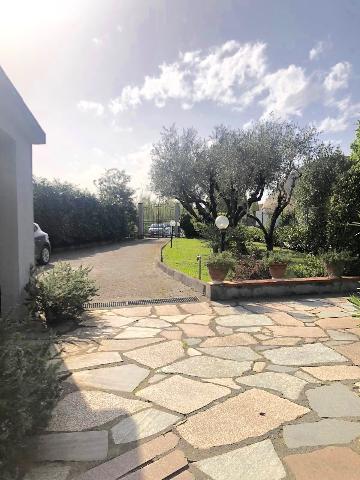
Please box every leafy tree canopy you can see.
[150,119,320,249]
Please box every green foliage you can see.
[275,224,312,252]
[327,161,360,255]
[180,213,199,238]
[33,171,136,248]
[350,121,360,162]
[288,254,325,278]
[206,251,236,269]
[150,120,320,231]
[294,147,349,253]
[349,291,360,317]
[198,223,248,255]
[320,250,353,264]
[0,315,61,479]
[26,263,98,324]
[233,255,269,280]
[244,226,265,243]
[264,251,291,265]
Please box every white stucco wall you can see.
[0,67,45,315]
[0,129,35,314]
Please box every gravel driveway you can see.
[51,239,197,302]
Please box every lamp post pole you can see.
[215,215,230,252]
[220,230,226,253]
[169,220,176,248]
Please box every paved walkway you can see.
[51,239,196,302]
[28,296,360,480]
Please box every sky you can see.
[1,0,359,197]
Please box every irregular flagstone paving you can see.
[262,342,348,365]
[283,418,360,448]
[123,340,185,368]
[137,374,230,413]
[177,388,309,448]
[236,372,307,400]
[29,295,360,479]
[284,446,360,480]
[111,408,180,444]
[195,439,286,480]
[306,382,360,417]
[198,345,261,361]
[47,391,149,431]
[160,356,253,378]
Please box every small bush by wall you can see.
[26,263,98,325]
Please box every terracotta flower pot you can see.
[208,265,230,283]
[325,261,344,278]
[269,262,287,279]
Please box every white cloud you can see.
[259,65,311,118]
[318,115,348,133]
[109,41,267,112]
[109,41,354,122]
[309,41,327,60]
[122,143,152,195]
[92,37,103,47]
[317,98,360,133]
[110,120,133,133]
[77,100,104,116]
[324,62,351,91]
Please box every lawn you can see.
[162,238,308,282]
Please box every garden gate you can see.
[137,201,181,238]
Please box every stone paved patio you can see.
[27,296,360,479]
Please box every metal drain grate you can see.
[84,296,199,309]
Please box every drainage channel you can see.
[84,296,200,309]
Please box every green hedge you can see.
[33,177,136,248]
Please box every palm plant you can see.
[349,293,360,317]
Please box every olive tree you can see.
[150,120,320,250]
[245,120,320,250]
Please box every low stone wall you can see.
[158,259,360,300]
[207,276,360,300]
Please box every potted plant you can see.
[206,252,236,283]
[321,250,352,277]
[265,251,290,279]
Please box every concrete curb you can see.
[157,261,208,297]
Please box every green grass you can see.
[163,238,308,281]
[163,238,212,281]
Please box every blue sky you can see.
[1,0,359,195]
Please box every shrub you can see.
[0,315,61,479]
[180,213,199,238]
[26,263,98,325]
[233,255,270,280]
[349,291,360,317]
[206,251,236,270]
[198,224,248,255]
[275,224,311,252]
[287,255,325,278]
[321,250,353,264]
[264,251,291,266]
[244,226,265,243]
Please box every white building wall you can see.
[0,127,35,314]
[0,67,45,315]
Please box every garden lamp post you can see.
[215,215,229,252]
[169,220,176,247]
